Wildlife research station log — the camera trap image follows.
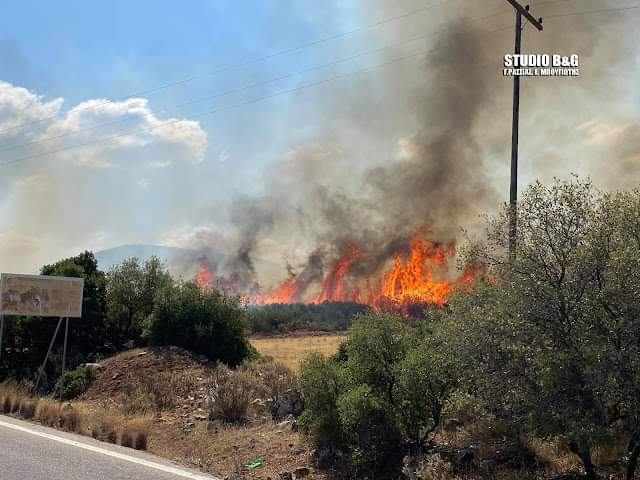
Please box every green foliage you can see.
[145,281,253,366]
[300,312,456,477]
[54,365,96,400]
[0,251,107,387]
[337,384,401,473]
[245,301,368,334]
[106,256,172,349]
[299,352,344,448]
[447,178,640,479]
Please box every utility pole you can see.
[505,0,543,257]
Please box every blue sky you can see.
[0,0,639,277]
[0,1,356,102]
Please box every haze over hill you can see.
[95,244,281,283]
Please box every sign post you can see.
[61,317,69,394]
[0,273,84,392]
[34,317,63,392]
[0,314,4,362]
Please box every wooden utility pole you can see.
[505,1,543,257]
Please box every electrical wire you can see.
[0,7,513,157]
[2,2,638,167]
[544,3,640,20]
[0,21,516,168]
[0,0,455,138]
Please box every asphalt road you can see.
[0,415,220,480]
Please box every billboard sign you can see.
[0,273,84,318]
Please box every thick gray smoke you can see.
[180,0,639,292]
[216,21,497,290]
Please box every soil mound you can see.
[80,347,210,406]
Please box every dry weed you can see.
[205,364,254,424]
[18,397,37,419]
[35,398,63,427]
[121,416,151,450]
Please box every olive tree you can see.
[299,312,456,477]
[451,178,640,479]
[105,256,172,349]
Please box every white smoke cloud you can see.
[45,97,207,168]
[0,80,209,272]
[0,81,62,134]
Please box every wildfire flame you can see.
[372,234,455,312]
[193,256,214,290]
[255,271,305,305]
[315,245,363,303]
[193,230,480,314]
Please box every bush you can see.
[403,454,460,480]
[60,404,82,432]
[54,365,96,400]
[18,398,37,419]
[0,382,20,413]
[145,282,254,366]
[299,312,456,477]
[252,361,297,400]
[89,411,119,443]
[205,364,254,423]
[338,384,401,473]
[35,398,64,427]
[121,417,150,450]
[298,353,343,448]
[445,179,640,479]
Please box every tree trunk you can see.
[626,433,640,480]
[569,442,599,480]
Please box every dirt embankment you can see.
[79,346,324,480]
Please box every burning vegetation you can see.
[193,229,479,315]
[189,24,495,316]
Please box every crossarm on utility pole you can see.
[505,0,544,30]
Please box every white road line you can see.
[0,417,217,480]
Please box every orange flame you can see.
[315,245,363,303]
[193,256,214,290]
[370,235,455,314]
[255,271,305,305]
[193,230,481,315]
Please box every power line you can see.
[0,21,516,168]
[0,7,513,157]
[2,2,637,168]
[544,3,640,20]
[0,0,455,138]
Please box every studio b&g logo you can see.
[503,54,580,77]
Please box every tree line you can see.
[0,254,254,390]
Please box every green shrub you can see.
[298,353,343,448]
[145,282,253,366]
[245,302,368,334]
[337,384,402,474]
[54,365,96,400]
[299,312,456,477]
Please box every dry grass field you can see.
[251,333,346,371]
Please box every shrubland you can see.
[299,178,640,480]
[245,301,369,335]
[2,177,640,480]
